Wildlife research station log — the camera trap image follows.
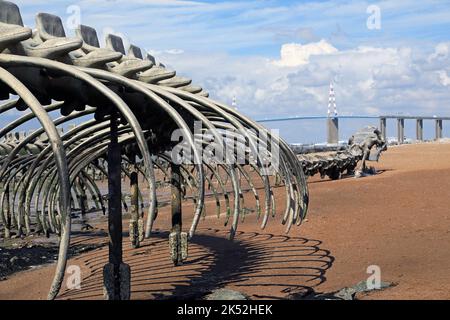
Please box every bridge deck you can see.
[257,115,450,123]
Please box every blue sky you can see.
[16,0,450,54]
[9,0,450,142]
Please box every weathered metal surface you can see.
[297,126,387,180]
[169,163,184,266]
[129,163,141,249]
[105,112,129,299]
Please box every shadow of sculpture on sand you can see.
[58,228,334,300]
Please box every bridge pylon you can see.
[327,82,339,144]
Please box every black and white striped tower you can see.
[327,81,339,144]
[328,82,338,117]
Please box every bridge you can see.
[256,115,449,144]
[256,115,379,122]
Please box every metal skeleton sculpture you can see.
[297,126,387,180]
[0,1,308,300]
[348,126,387,178]
[297,150,359,180]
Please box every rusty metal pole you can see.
[169,163,187,265]
[78,176,91,231]
[4,184,10,238]
[103,112,130,300]
[78,177,87,216]
[108,112,122,295]
[129,158,140,248]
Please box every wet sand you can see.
[1,142,450,300]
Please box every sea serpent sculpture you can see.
[0,1,308,300]
[297,126,387,180]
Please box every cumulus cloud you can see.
[437,70,450,87]
[157,40,450,127]
[428,42,450,62]
[273,40,338,67]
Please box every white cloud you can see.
[157,41,450,126]
[428,42,450,66]
[273,40,338,67]
[437,70,450,87]
[165,49,184,55]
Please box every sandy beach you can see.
[1,142,450,300]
